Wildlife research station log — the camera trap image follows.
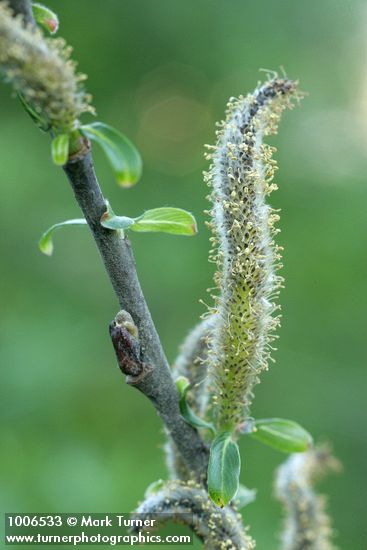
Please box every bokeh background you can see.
[1,0,366,548]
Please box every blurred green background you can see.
[1,0,366,548]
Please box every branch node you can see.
[68,137,91,162]
[126,364,153,386]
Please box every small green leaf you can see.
[176,376,215,434]
[32,3,59,34]
[250,418,313,453]
[100,203,198,237]
[131,208,197,236]
[233,484,257,509]
[80,122,142,187]
[176,376,190,397]
[208,432,241,508]
[51,134,70,166]
[39,219,87,256]
[100,201,135,231]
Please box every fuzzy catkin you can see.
[133,480,254,550]
[205,77,298,431]
[173,315,217,414]
[166,317,216,480]
[0,3,94,133]
[275,447,340,550]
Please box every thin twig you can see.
[64,151,209,479]
[7,0,209,480]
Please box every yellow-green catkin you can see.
[0,3,94,134]
[204,76,298,432]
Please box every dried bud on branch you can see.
[109,310,144,378]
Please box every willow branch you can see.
[5,0,208,480]
[63,150,208,479]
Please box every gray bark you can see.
[63,150,208,479]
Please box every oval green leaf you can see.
[100,202,197,237]
[39,219,87,256]
[131,207,197,236]
[100,201,135,231]
[80,122,142,188]
[51,134,70,166]
[175,376,215,434]
[32,3,59,34]
[250,418,313,453]
[208,432,241,508]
